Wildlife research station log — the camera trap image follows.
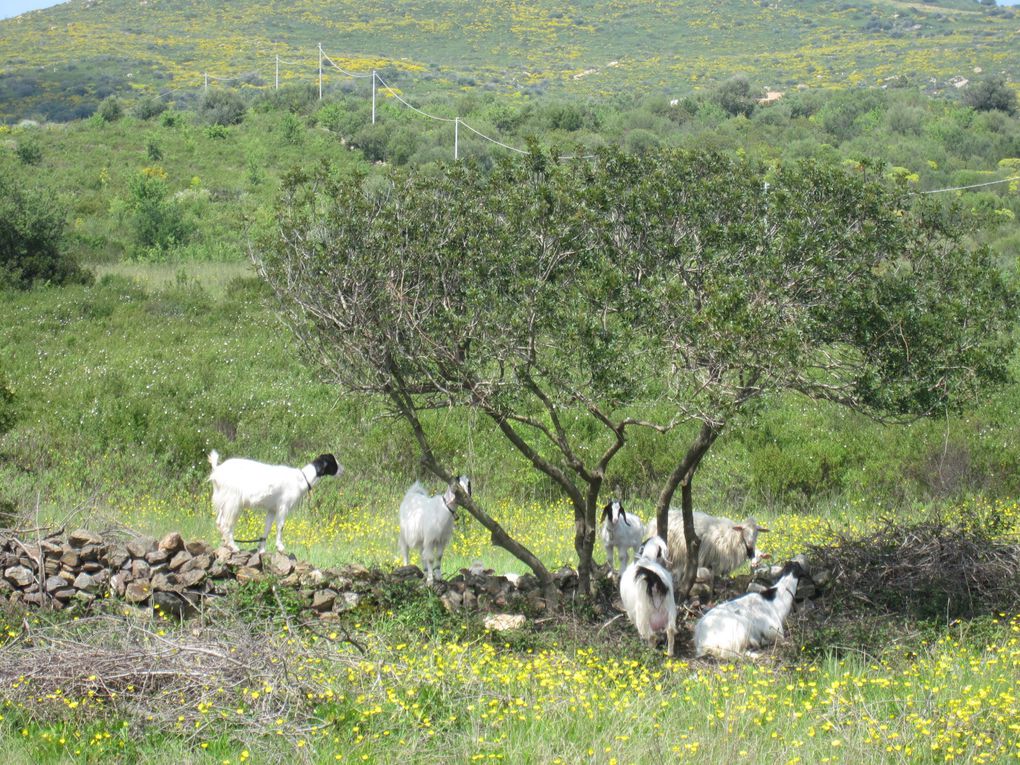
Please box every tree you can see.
[197,89,247,126]
[0,173,91,290]
[254,148,1016,595]
[595,151,1016,593]
[96,95,123,123]
[711,75,760,118]
[962,75,1018,115]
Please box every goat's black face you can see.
[602,499,624,523]
[313,454,341,477]
[778,560,809,581]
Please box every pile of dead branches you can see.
[0,600,365,751]
[807,519,1020,620]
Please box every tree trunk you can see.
[677,479,701,600]
[654,420,721,599]
[391,387,554,588]
[575,482,602,595]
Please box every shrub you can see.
[133,96,167,121]
[197,89,247,126]
[0,368,15,437]
[0,174,91,290]
[128,167,188,254]
[96,95,123,123]
[711,75,760,118]
[14,139,41,165]
[963,75,1018,115]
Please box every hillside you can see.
[1,0,1017,122]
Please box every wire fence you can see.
[153,44,1018,190]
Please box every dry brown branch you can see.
[807,519,1020,620]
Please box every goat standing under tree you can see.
[254,148,1016,597]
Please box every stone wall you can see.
[1,529,823,621]
[0,528,581,619]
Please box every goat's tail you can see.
[207,450,220,473]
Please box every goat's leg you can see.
[218,500,241,552]
[273,510,287,553]
[605,544,614,573]
[422,545,435,584]
[258,511,274,554]
[666,625,677,657]
[398,534,409,566]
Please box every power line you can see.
[918,175,1020,194]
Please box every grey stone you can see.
[336,592,360,612]
[311,589,337,611]
[104,545,130,569]
[60,550,81,568]
[126,538,154,558]
[158,531,185,554]
[110,571,129,597]
[68,529,104,547]
[185,540,213,556]
[145,549,170,566]
[5,565,35,587]
[131,560,151,580]
[72,572,97,593]
[267,553,294,577]
[179,568,206,588]
[124,581,151,603]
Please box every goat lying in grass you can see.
[398,475,471,584]
[648,510,769,582]
[693,560,809,659]
[208,450,341,553]
[619,536,677,656]
[601,498,644,576]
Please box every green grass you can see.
[0,265,1018,764]
[91,261,254,297]
[2,606,1016,764]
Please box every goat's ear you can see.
[732,525,744,532]
[600,503,611,520]
[758,526,771,533]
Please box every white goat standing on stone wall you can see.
[398,475,471,584]
[648,510,769,582]
[601,498,644,576]
[208,450,341,554]
[619,535,678,656]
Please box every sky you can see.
[0,0,67,21]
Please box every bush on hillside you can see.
[963,75,1018,115]
[0,174,91,290]
[197,89,247,126]
[133,96,167,121]
[97,95,123,123]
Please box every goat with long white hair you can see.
[399,475,471,584]
[694,560,809,659]
[619,535,678,656]
[601,498,644,576]
[648,510,769,581]
[208,450,341,553]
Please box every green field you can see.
[1,1,1019,760]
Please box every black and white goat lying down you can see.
[208,450,341,553]
[619,536,678,656]
[694,560,809,659]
